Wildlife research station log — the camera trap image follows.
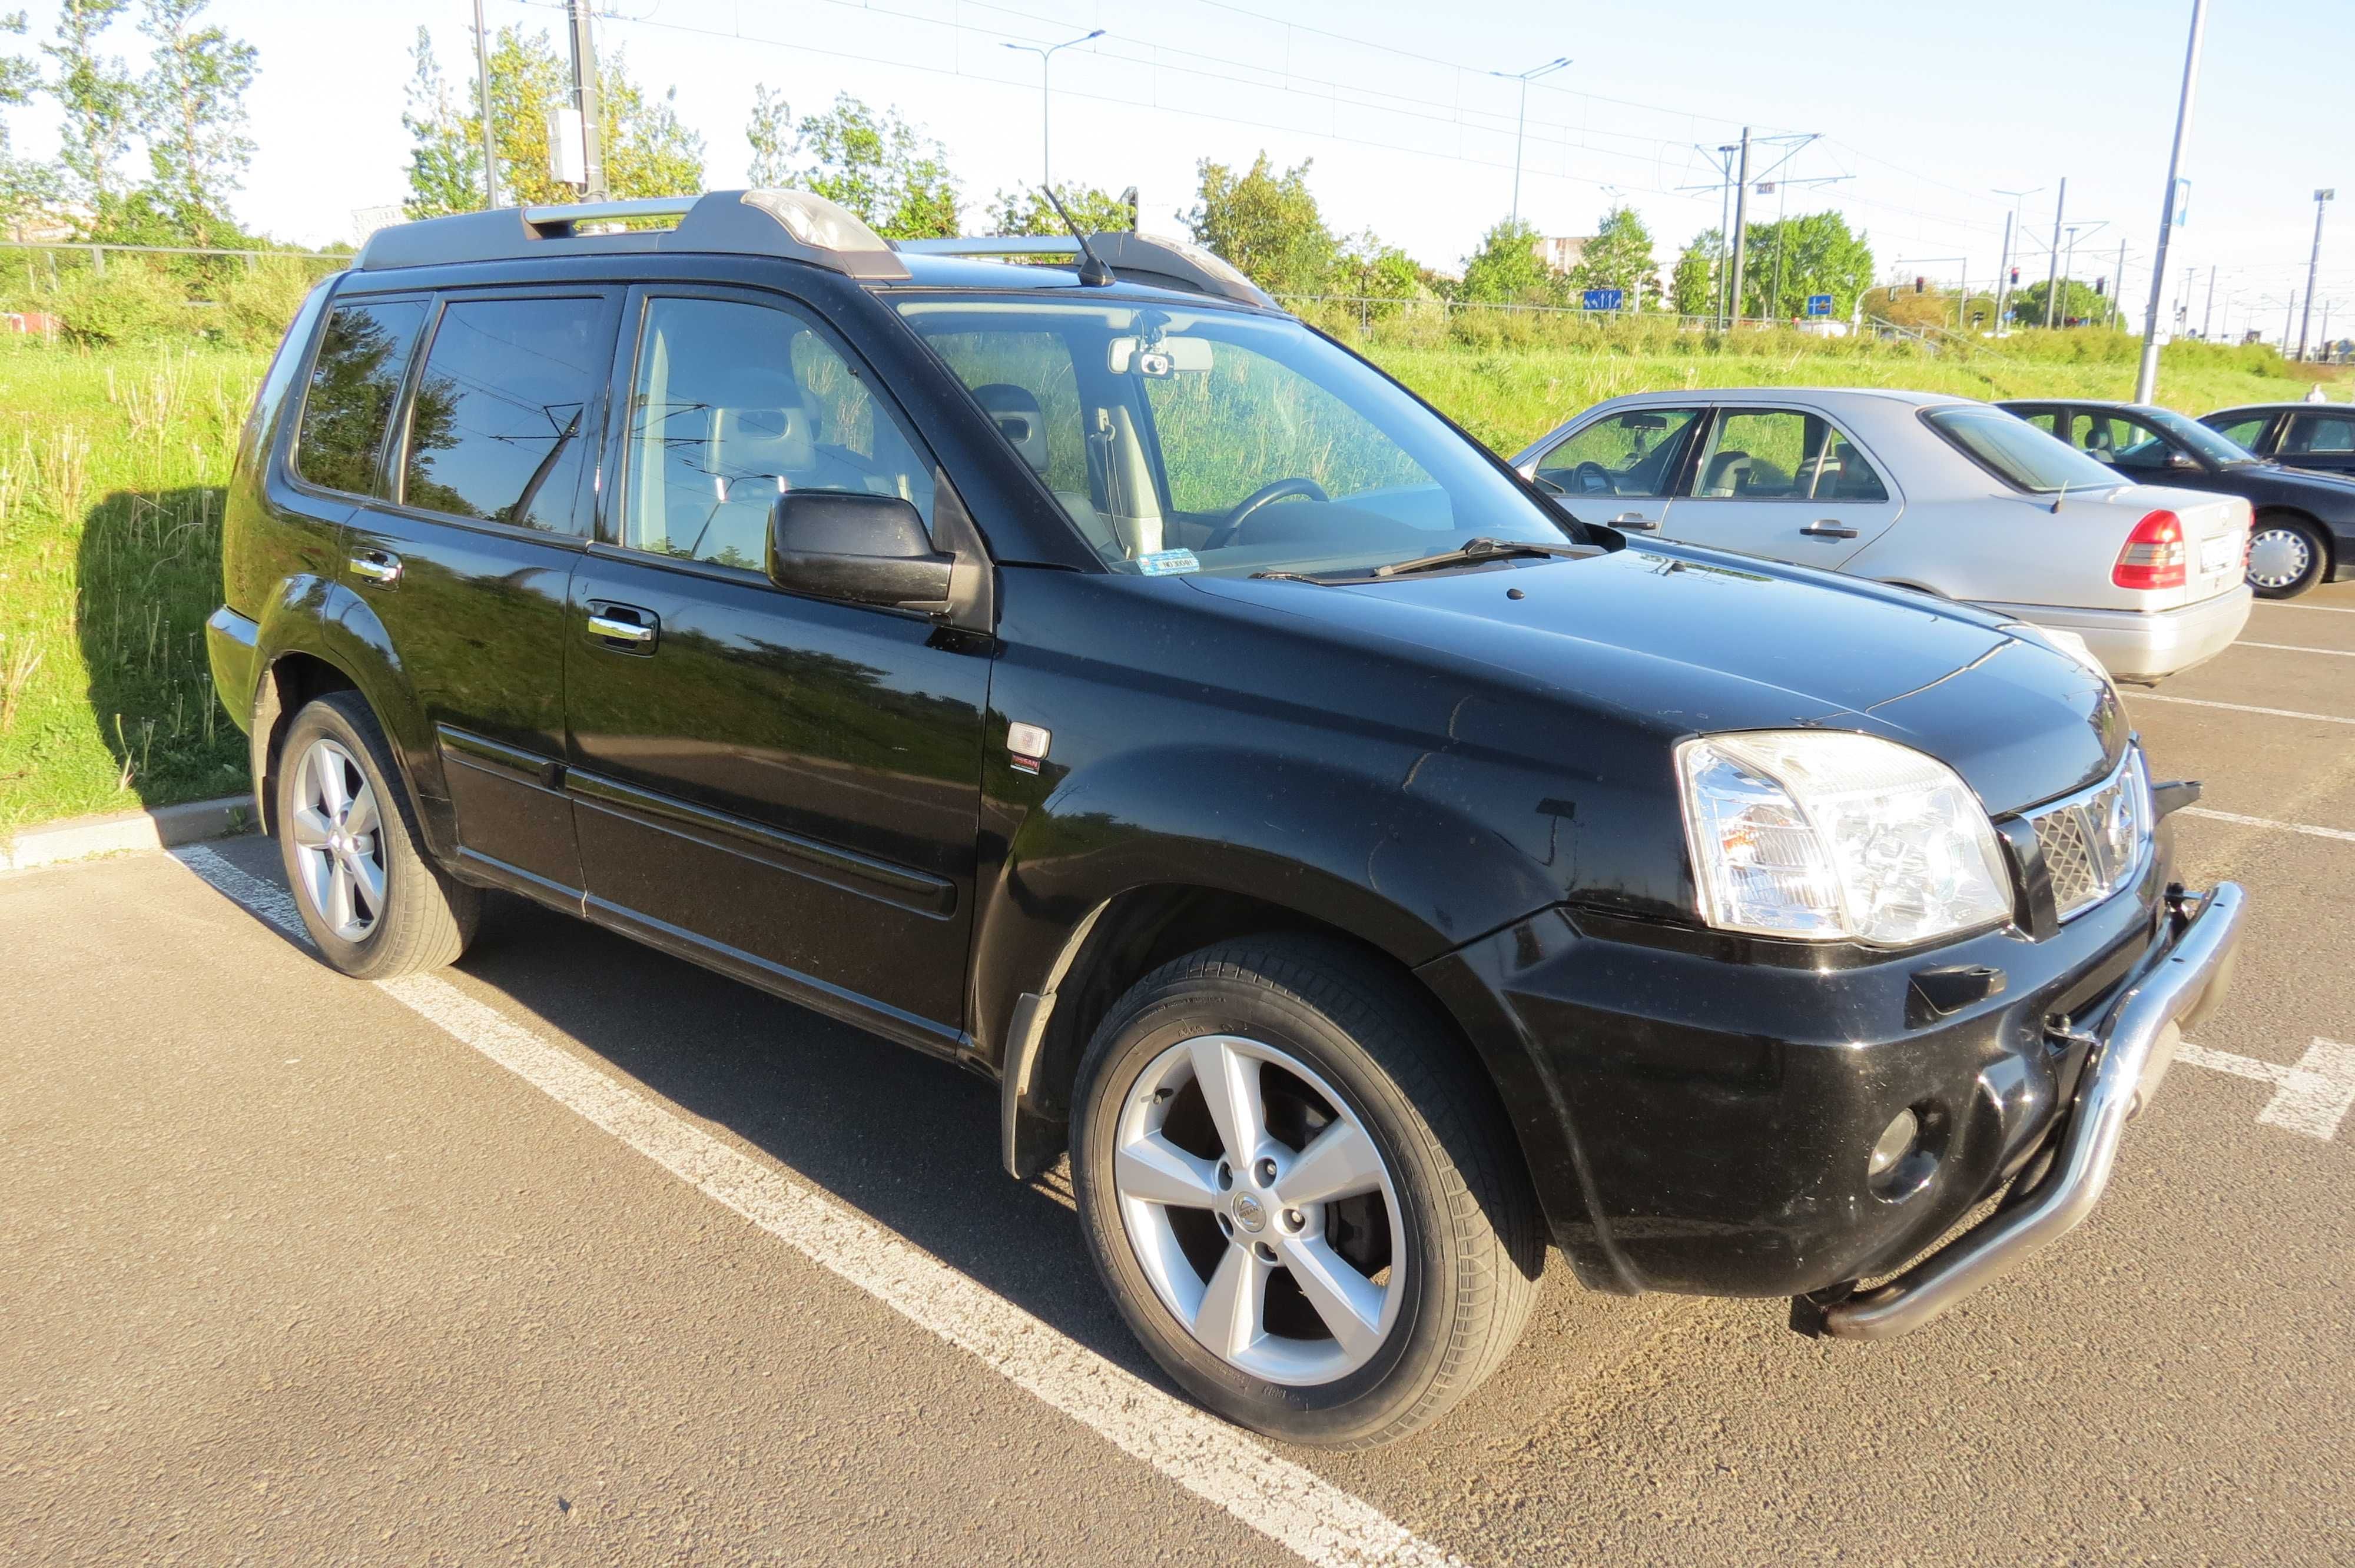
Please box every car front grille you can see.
[2025,751,2151,921]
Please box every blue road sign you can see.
[1806,293,1833,317]
[1582,288,1624,311]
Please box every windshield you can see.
[2137,405,2259,466]
[893,295,1575,577]
[1928,405,2122,493]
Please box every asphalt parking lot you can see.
[5,582,2353,1567]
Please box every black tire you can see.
[2247,513,2327,599]
[274,692,479,979]
[1070,935,1544,1448]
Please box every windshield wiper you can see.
[1251,537,1584,585]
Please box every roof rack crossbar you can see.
[521,196,698,236]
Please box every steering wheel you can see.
[1571,460,1619,495]
[1203,477,1330,549]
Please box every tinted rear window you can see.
[295,300,425,496]
[1924,406,2120,493]
[399,296,604,531]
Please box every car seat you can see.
[973,383,1123,559]
[1699,449,1752,497]
[682,368,821,566]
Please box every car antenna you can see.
[1042,187,1116,287]
[2052,478,2068,514]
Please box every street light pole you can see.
[2298,189,2333,361]
[2135,0,2207,403]
[472,0,500,208]
[566,0,605,200]
[2044,177,2067,328]
[1727,128,1753,330]
[1002,29,1104,192]
[1488,57,1570,230]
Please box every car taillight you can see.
[2113,510,2186,589]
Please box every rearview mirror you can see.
[1107,335,1213,376]
[767,490,953,610]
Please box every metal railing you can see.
[1,239,346,288]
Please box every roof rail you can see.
[352,189,910,281]
[895,232,1276,310]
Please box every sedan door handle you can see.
[1801,519,1859,540]
[348,550,402,586]
[1609,511,1660,532]
[586,607,658,649]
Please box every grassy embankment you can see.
[0,323,2343,833]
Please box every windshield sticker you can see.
[1137,549,1200,577]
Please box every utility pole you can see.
[2202,267,2217,338]
[1001,29,1104,192]
[566,0,605,200]
[1490,57,1570,230]
[1709,143,1737,327]
[2135,0,2206,402]
[2112,237,2128,328]
[1994,211,2015,329]
[472,0,500,208]
[2285,291,2298,351]
[2298,189,2333,360]
[1994,186,2042,330]
[2044,178,2067,327]
[1727,128,1752,330]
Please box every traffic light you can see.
[2010,266,2020,286]
[1915,276,1926,294]
[2094,277,2107,296]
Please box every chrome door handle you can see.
[348,550,402,586]
[586,611,656,646]
[1801,520,1859,540]
[1609,512,1659,532]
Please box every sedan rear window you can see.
[1924,406,2120,494]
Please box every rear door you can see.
[562,284,990,1045]
[344,286,621,898]
[1660,404,1903,566]
[1521,406,1704,535]
[2278,409,2355,477]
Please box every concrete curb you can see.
[1,793,257,873]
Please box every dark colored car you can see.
[2203,401,2355,480]
[209,191,2245,1448]
[2000,398,2355,598]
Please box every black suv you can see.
[209,191,2245,1447]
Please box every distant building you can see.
[1532,235,1590,274]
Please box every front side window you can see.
[1684,409,1889,502]
[1534,408,1700,497]
[1926,405,2121,493]
[2138,406,2256,467]
[2285,411,2355,454]
[400,295,603,531]
[295,299,425,496]
[622,296,935,569]
[2072,411,2172,472]
[895,295,1573,576]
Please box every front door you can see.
[339,287,617,898]
[1661,406,1903,567]
[1524,406,1703,536]
[563,287,990,1045]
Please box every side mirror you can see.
[2167,449,2201,471]
[767,490,953,610]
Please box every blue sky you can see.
[8,0,2350,342]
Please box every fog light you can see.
[1868,1109,1920,1178]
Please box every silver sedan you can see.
[1512,388,2253,682]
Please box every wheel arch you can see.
[2252,504,2336,576]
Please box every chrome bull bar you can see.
[1809,881,2247,1341]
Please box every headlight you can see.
[1677,730,2013,946]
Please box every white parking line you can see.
[2131,693,2355,726]
[2255,601,2355,614]
[171,847,1460,1568]
[2180,1041,2355,1141]
[2236,640,2355,658]
[2178,806,2355,845]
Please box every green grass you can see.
[0,325,2343,832]
[0,340,270,832]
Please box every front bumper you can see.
[1994,587,2251,683]
[1802,880,2243,1337]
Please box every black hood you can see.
[1190,543,2126,817]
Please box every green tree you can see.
[597,48,701,198]
[746,83,791,187]
[2004,277,2111,328]
[1565,204,1657,310]
[789,92,957,238]
[986,181,1131,237]
[1670,227,1721,317]
[1335,230,1423,303]
[135,0,257,248]
[42,0,138,228]
[1183,152,1335,296]
[1460,217,1559,305]
[399,26,479,219]
[1739,210,1873,320]
[0,10,59,237]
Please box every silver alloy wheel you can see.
[1112,1033,1407,1386]
[2247,526,2312,590]
[288,736,385,942]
